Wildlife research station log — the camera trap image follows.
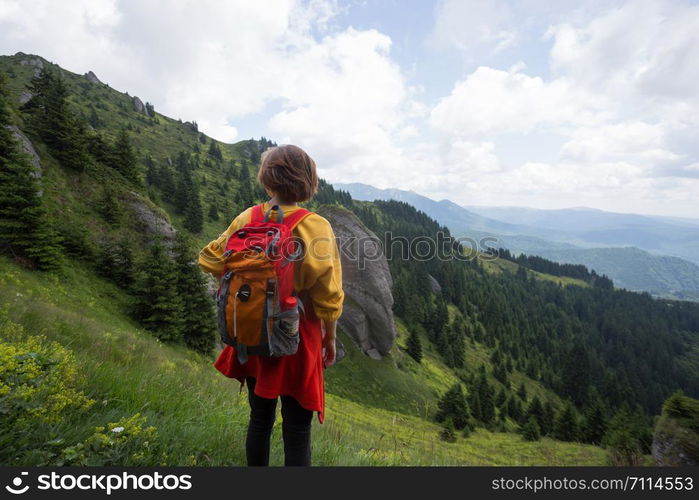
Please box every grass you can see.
[482,255,590,288]
[0,256,608,465]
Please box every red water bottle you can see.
[280,296,299,335]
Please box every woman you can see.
[198,144,344,466]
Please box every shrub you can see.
[440,418,457,443]
[0,321,94,428]
[59,413,159,466]
[0,316,94,463]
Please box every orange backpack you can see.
[216,204,311,364]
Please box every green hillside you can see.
[2,53,698,466]
[535,246,699,301]
[0,257,606,465]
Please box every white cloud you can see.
[546,0,699,116]
[267,27,421,181]
[1,0,697,217]
[560,122,682,165]
[429,66,608,136]
[0,0,425,186]
[428,0,517,54]
[425,0,699,215]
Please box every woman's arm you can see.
[322,320,337,367]
[198,209,252,277]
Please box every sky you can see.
[1,0,698,217]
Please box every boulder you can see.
[85,71,101,84]
[133,96,145,113]
[316,205,396,358]
[125,191,177,245]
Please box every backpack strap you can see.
[253,203,284,224]
[251,204,266,224]
[282,208,312,230]
[251,203,312,230]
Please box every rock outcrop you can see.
[18,91,33,105]
[652,393,699,466]
[316,205,396,358]
[19,56,44,78]
[125,191,177,245]
[85,71,101,84]
[132,96,145,114]
[427,273,442,294]
[8,125,42,178]
[19,56,44,69]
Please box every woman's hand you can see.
[322,320,337,367]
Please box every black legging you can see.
[245,377,313,466]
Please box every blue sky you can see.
[1,0,698,217]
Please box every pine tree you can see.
[145,155,158,185]
[495,388,507,408]
[98,236,135,288]
[183,187,204,233]
[97,186,123,225]
[517,382,528,402]
[406,328,422,363]
[173,234,216,353]
[526,396,545,431]
[436,383,471,429]
[132,240,183,342]
[109,128,139,183]
[0,74,62,270]
[469,389,482,423]
[562,343,591,407]
[582,391,608,444]
[602,407,644,466]
[208,140,223,161]
[477,371,496,425]
[159,163,177,200]
[22,68,88,171]
[542,401,556,436]
[171,152,203,232]
[520,415,541,441]
[207,203,219,222]
[553,401,579,442]
[507,396,523,422]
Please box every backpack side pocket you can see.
[270,306,300,357]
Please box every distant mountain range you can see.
[335,182,699,301]
[465,205,699,265]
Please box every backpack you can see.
[216,204,312,364]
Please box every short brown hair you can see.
[257,145,319,203]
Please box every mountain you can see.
[337,182,699,300]
[466,206,699,265]
[335,182,527,234]
[2,53,698,466]
[534,247,699,301]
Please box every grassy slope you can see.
[0,53,247,250]
[0,257,607,465]
[482,255,591,288]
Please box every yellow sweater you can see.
[198,203,344,322]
